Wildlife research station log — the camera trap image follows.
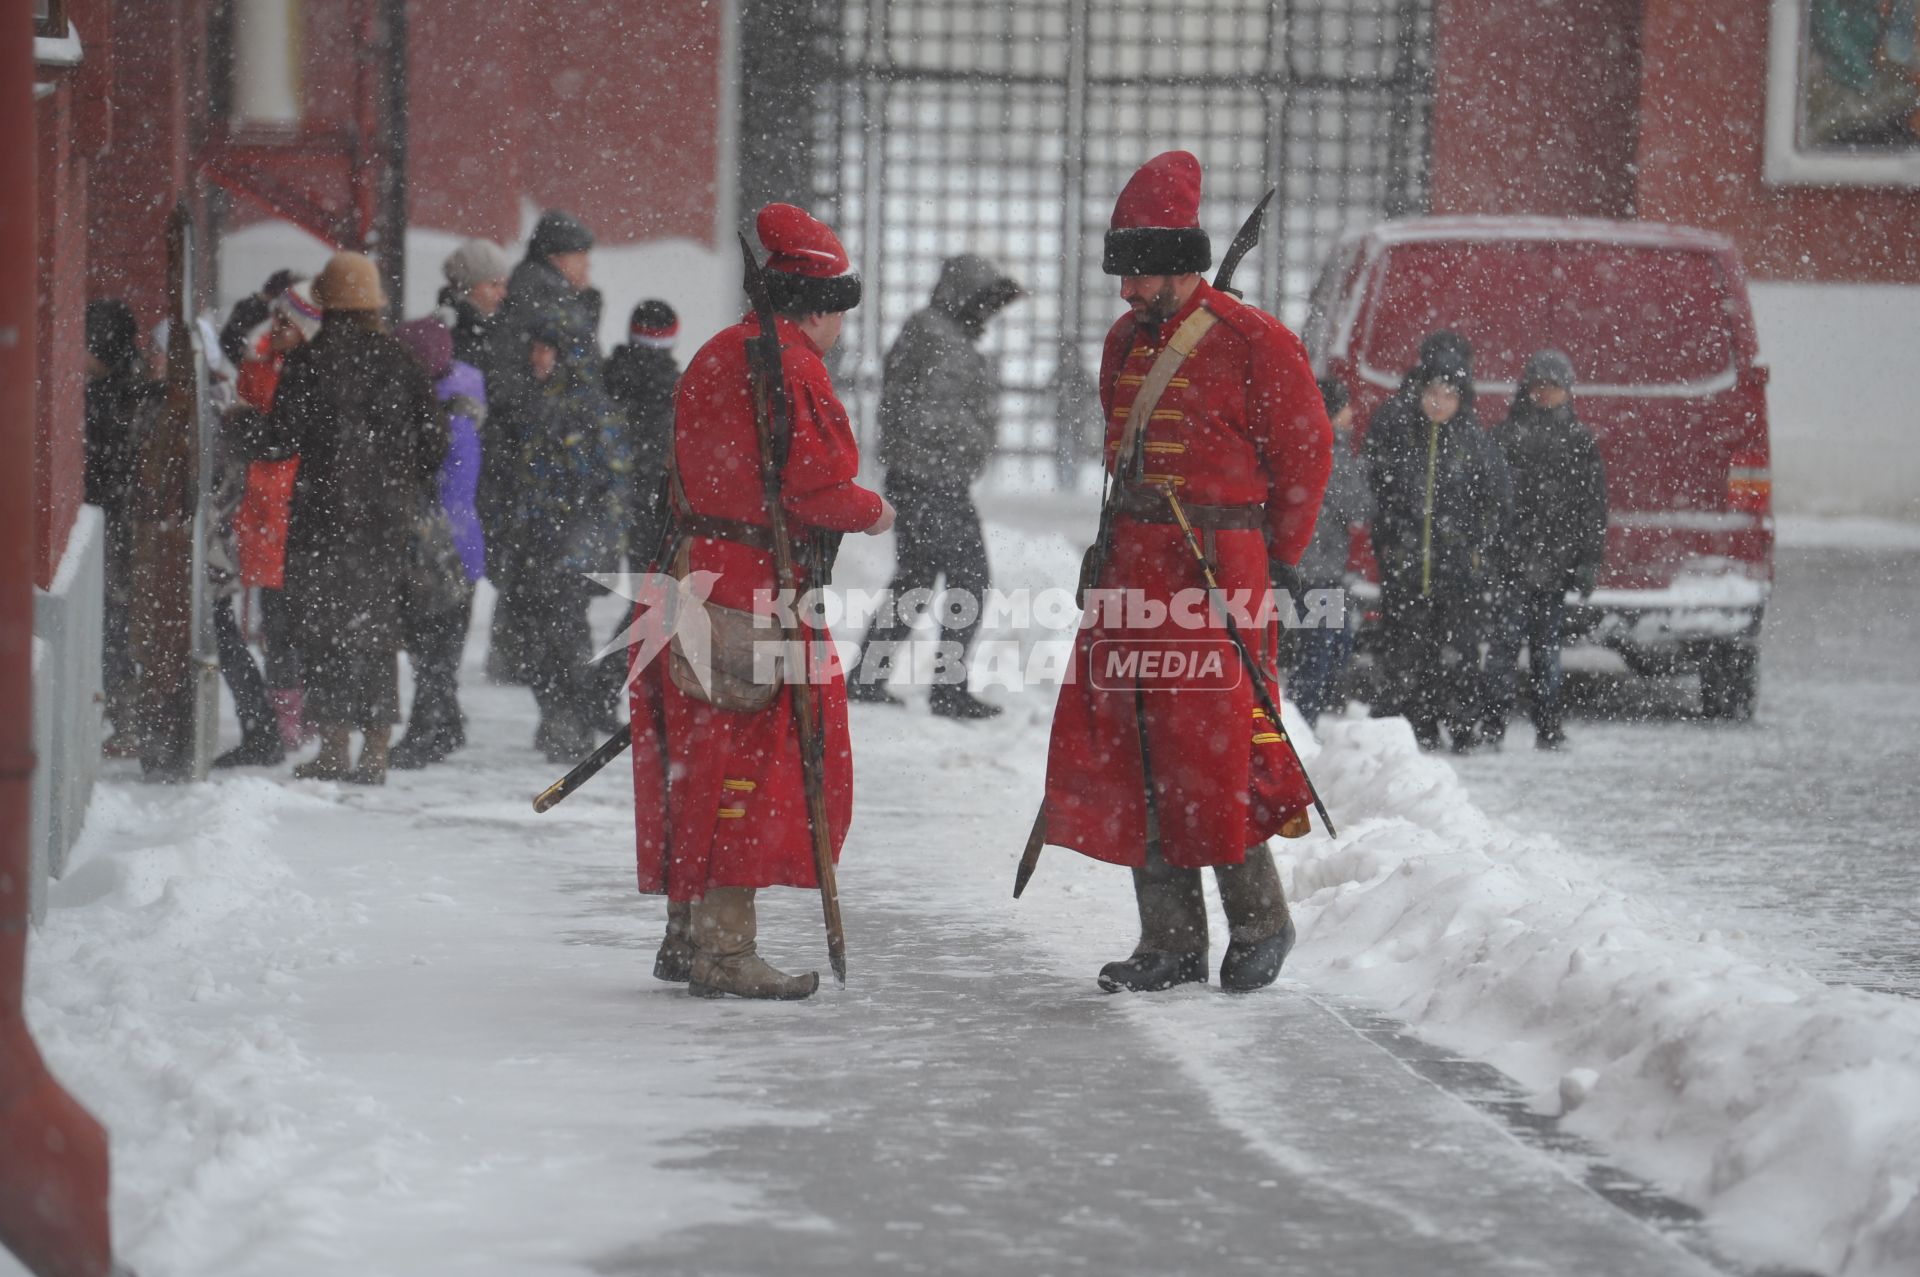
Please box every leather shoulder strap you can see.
[1113,307,1218,484]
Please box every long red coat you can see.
[630,316,884,902]
[1043,282,1333,870]
[233,338,299,590]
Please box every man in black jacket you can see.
[851,254,1021,719]
[1364,332,1512,751]
[1484,350,1607,749]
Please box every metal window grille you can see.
[755,0,1432,483]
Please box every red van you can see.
[1302,217,1773,719]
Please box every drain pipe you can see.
[0,0,115,1271]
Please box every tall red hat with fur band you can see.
[1102,150,1212,277]
[756,203,862,314]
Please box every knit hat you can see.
[271,280,324,341]
[757,203,861,314]
[442,239,510,292]
[627,299,680,348]
[313,252,388,313]
[527,210,594,262]
[1103,151,1212,277]
[395,317,455,380]
[1520,349,1576,392]
[1413,330,1473,391]
[525,303,595,357]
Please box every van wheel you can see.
[1700,641,1758,721]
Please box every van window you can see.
[1360,241,1737,390]
[1302,240,1362,372]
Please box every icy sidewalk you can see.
[17,676,1712,1277]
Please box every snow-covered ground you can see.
[13,513,1920,1276]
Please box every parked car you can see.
[1302,216,1773,720]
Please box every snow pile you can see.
[1284,713,1920,1277]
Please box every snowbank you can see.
[1282,713,1920,1277]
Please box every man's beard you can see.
[1130,282,1183,326]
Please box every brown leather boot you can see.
[1215,842,1296,992]
[688,887,818,1000]
[344,725,391,786]
[653,899,694,983]
[293,725,354,781]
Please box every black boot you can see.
[213,725,286,769]
[389,725,456,771]
[847,678,904,707]
[1216,844,1296,992]
[653,900,693,983]
[1097,949,1208,993]
[930,685,1001,719]
[1220,917,1297,992]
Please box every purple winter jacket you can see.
[437,361,488,582]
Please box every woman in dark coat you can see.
[272,253,448,783]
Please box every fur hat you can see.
[1103,151,1212,277]
[527,210,594,262]
[313,252,388,313]
[271,281,324,341]
[85,298,142,371]
[442,239,510,292]
[757,203,861,314]
[1316,376,1350,417]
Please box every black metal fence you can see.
[742,0,1433,482]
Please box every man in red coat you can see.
[629,204,895,1000]
[1041,152,1333,994]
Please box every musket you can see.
[1015,187,1280,899]
[739,234,849,985]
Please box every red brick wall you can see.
[1430,0,1643,219]
[403,0,725,245]
[1634,0,1920,281]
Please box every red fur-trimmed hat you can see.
[757,203,861,314]
[1102,151,1212,277]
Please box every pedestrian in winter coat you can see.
[480,210,602,687]
[1286,377,1372,725]
[228,280,323,756]
[390,318,489,771]
[603,298,682,567]
[1038,152,1333,996]
[629,202,895,1001]
[850,253,1022,718]
[1364,331,1513,752]
[84,299,164,754]
[507,304,632,764]
[272,252,448,785]
[1483,350,1607,750]
[436,238,510,373]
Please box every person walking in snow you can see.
[1285,376,1371,726]
[272,252,448,785]
[1483,350,1607,751]
[603,298,682,568]
[390,318,490,770]
[629,203,894,1001]
[1364,332,1512,753]
[1036,152,1333,995]
[848,253,1022,719]
[480,212,602,687]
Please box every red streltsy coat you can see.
[1043,282,1334,870]
[630,315,884,902]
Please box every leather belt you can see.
[677,512,774,552]
[1114,488,1263,530]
